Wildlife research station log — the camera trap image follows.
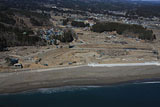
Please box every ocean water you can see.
[0,82,160,107]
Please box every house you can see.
[84,19,95,27]
[14,63,23,69]
[5,57,19,66]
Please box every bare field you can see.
[0,28,160,72]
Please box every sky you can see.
[142,0,160,1]
[132,0,160,1]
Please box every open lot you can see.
[0,27,160,72]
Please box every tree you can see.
[63,18,69,25]
[58,29,77,43]
[30,17,43,26]
[0,37,7,51]
[91,22,156,41]
[71,21,89,27]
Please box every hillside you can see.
[0,0,160,50]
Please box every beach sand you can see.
[0,65,160,94]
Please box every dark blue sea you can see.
[0,82,160,107]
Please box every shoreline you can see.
[0,64,160,94]
[2,79,160,95]
[1,77,160,95]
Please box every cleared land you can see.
[0,27,160,72]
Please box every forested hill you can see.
[0,0,160,50]
[59,0,160,17]
[0,0,52,49]
[2,0,160,17]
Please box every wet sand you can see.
[0,65,160,94]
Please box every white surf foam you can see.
[136,81,160,84]
[88,62,160,67]
[37,86,101,94]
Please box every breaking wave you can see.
[37,86,102,94]
[135,81,160,84]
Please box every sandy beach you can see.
[0,64,160,94]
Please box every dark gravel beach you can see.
[0,65,160,94]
